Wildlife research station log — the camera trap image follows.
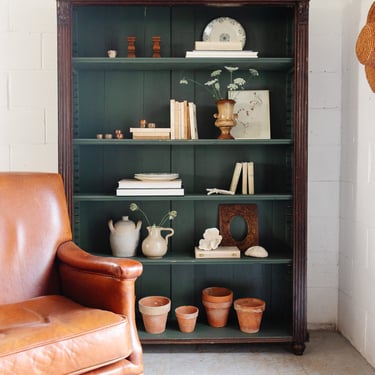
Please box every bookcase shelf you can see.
[58,0,309,355]
[73,57,294,71]
[73,194,293,201]
[73,138,294,145]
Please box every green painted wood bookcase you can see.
[57,0,309,354]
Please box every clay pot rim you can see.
[202,287,233,303]
[138,296,171,315]
[234,298,266,312]
[175,305,199,318]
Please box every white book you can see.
[247,162,254,195]
[118,178,182,189]
[229,162,242,193]
[170,99,176,140]
[242,162,248,194]
[116,188,184,196]
[186,50,258,58]
[194,41,243,51]
[175,100,181,139]
[188,102,198,139]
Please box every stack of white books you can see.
[185,41,258,58]
[116,175,184,196]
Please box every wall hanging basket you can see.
[356,2,375,92]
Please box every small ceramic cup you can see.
[107,50,117,58]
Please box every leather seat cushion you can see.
[0,295,131,375]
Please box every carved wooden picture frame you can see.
[219,204,258,251]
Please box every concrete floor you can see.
[143,331,375,374]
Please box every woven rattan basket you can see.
[356,2,375,92]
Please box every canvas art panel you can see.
[228,90,271,139]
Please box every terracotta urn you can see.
[234,298,266,333]
[202,287,233,328]
[175,305,199,333]
[138,296,171,334]
[213,99,237,139]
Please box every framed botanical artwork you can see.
[228,90,271,139]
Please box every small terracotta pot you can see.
[175,305,199,333]
[138,296,171,334]
[234,298,266,333]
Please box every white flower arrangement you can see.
[129,203,177,227]
[180,66,259,101]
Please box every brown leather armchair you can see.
[0,172,144,375]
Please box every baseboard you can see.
[307,323,337,331]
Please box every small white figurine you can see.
[198,228,222,251]
[244,245,268,258]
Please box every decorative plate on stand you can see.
[202,17,246,48]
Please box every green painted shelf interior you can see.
[71,2,298,344]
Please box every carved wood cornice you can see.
[57,0,71,25]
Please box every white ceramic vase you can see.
[141,226,174,259]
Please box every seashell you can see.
[244,245,268,258]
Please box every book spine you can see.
[170,99,176,140]
[116,188,184,196]
[247,162,254,195]
[242,162,248,194]
[229,162,242,193]
[118,180,182,189]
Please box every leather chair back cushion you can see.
[0,295,131,374]
[0,173,72,304]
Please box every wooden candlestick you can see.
[152,36,161,58]
[127,36,136,58]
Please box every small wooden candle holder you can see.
[127,36,136,58]
[152,36,161,58]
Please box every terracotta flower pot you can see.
[175,305,199,333]
[234,298,266,333]
[138,296,171,334]
[202,287,233,303]
[202,287,233,328]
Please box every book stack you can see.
[185,41,258,58]
[116,177,184,196]
[229,162,254,194]
[130,127,171,140]
[170,99,198,140]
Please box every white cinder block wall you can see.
[0,0,374,368]
[339,0,375,368]
[0,0,58,171]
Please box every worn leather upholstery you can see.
[0,172,144,375]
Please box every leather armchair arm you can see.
[57,241,143,372]
[57,241,142,281]
[57,240,142,313]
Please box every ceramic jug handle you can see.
[161,227,174,241]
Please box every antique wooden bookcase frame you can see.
[57,0,309,354]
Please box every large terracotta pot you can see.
[202,287,233,327]
[138,296,171,334]
[234,298,266,333]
